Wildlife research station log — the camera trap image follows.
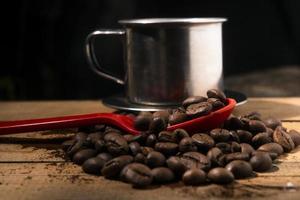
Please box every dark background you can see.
[3,0,300,100]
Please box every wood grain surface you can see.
[0,98,300,200]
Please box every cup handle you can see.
[85,29,125,85]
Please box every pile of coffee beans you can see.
[62,89,300,188]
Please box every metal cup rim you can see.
[119,18,227,25]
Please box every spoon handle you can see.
[0,113,136,135]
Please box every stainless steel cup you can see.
[86,18,226,106]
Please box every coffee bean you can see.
[62,139,76,151]
[210,128,230,142]
[149,117,167,133]
[231,142,241,152]
[134,114,153,131]
[181,152,211,171]
[257,143,284,155]
[224,115,245,130]
[215,142,231,154]
[225,160,253,179]
[248,120,267,134]
[266,128,274,137]
[158,131,177,143]
[206,89,227,104]
[129,142,141,156]
[86,132,103,145]
[131,131,150,145]
[252,151,278,160]
[207,168,234,184]
[104,126,122,134]
[236,130,253,143]
[173,129,189,142]
[179,137,198,153]
[104,132,129,155]
[207,147,225,167]
[146,151,166,168]
[134,153,146,164]
[153,110,170,124]
[182,96,207,108]
[263,117,282,130]
[288,129,300,146]
[273,126,295,152]
[224,152,250,163]
[243,111,262,121]
[168,108,188,125]
[182,169,206,185]
[240,143,255,156]
[207,98,225,110]
[74,132,88,141]
[94,139,106,152]
[82,157,106,175]
[228,131,240,143]
[250,152,272,172]
[151,167,175,183]
[154,142,179,156]
[97,152,113,162]
[72,149,97,165]
[123,134,134,143]
[192,133,215,152]
[140,146,154,156]
[101,155,133,179]
[146,134,157,147]
[166,156,186,176]
[186,102,212,118]
[121,163,153,187]
[251,132,272,148]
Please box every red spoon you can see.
[0,98,236,135]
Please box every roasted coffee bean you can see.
[104,126,122,134]
[168,108,188,125]
[207,89,227,104]
[158,131,177,143]
[228,131,240,143]
[251,132,272,148]
[101,155,133,179]
[151,167,175,183]
[182,168,206,185]
[97,152,113,162]
[248,120,267,134]
[146,134,157,147]
[72,149,97,165]
[236,130,253,143]
[192,133,215,152]
[121,163,153,187]
[263,117,282,130]
[74,132,88,141]
[273,126,295,152]
[250,152,272,172]
[123,134,134,143]
[149,117,167,133]
[186,102,212,118]
[154,142,179,156]
[62,139,76,151]
[131,131,149,145]
[140,146,154,156]
[179,137,198,153]
[173,129,189,142]
[67,140,85,156]
[224,152,250,163]
[224,115,245,130]
[104,132,129,155]
[215,142,231,154]
[153,110,170,124]
[257,143,284,155]
[225,160,253,179]
[94,139,106,152]
[288,129,300,146]
[129,142,141,156]
[207,167,234,184]
[86,132,103,145]
[182,96,207,108]
[266,128,274,137]
[181,152,211,171]
[231,142,241,152]
[207,147,225,167]
[146,151,166,168]
[210,128,230,142]
[134,153,146,164]
[240,143,255,156]
[207,98,225,110]
[134,114,153,131]
[252,151,278,160]
[82,157,106,175]
[243,111,262,121]
[166,156,186,176]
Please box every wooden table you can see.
[0,98,300,200]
